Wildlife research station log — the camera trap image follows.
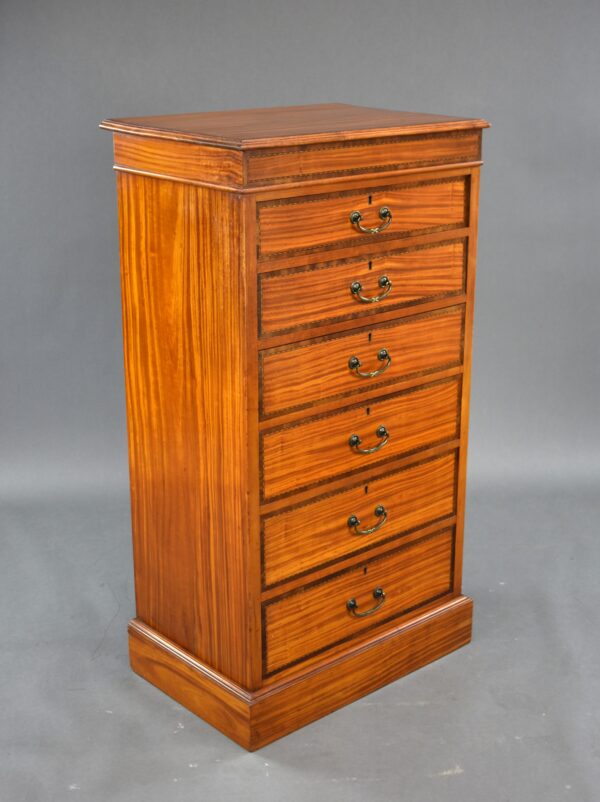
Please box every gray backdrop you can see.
[2,1,599,800]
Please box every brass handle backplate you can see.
[350,275,392,304]
[349,425,389,455]
[347,505,388,536]
[349,206,392,235]
[347,587,386,617]
[348,348,391,379]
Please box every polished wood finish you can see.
[247,130,481,185]
[261,378,460,500]
[101,102,489,149]
[103,103,487,749]
[113,133,244,187]
[260,437,462,518]
[258,177,467,257]
[262,450,457,587]
[129,595,473,750]
[260,305,464,416]
[259,239,466,336]
[116,172,260,687]
[264,528,454,675]
[262,517,459,610]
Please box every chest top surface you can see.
[100,102,489,150]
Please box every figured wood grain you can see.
[248,131,481,184]
[262,450,457,587]
[260,297,469,353]
[254,595,472,741]
[254,164,475,210]
[261,378,460,500]
[255,216,472,277]
[104,102,486,750]
[113,133,244,187]
[117,172,259,687]
[129,596,473,749]
[259,240,465,335]
[101,102,489,149]
[260,305,464,416]
[261,517,458,607]
[258,177,467,257]
[260,438,461,519]
[264,528,454,674]
[129,620,252,748]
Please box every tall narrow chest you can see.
[101,103,489,750]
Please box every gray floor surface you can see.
[2,484,599,802]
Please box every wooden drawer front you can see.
[248,131,481,185]
[257,177,467,258]
[263,451,457,587]
[261,306,463,417]
[259,240,466,336]
[264,528,454,674]
[262,379,460,500]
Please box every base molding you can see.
[128,595,473,750]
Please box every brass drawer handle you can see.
[347,505,388,536]
[349,206,392,235]
[347,587,386,617]
[348,348,391,378]
[349,425,389,454]
[350,275,392,304]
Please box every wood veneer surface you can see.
[259,239,466,335]
[260,305,464,416]
[262,450,458,587]
[117,172,259,687]
[102,102,488,149]
[261,378,460,500]
[258,177,467,256]
[104,102,486,749]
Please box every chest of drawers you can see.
[101,103,488,750]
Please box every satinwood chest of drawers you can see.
[101,103,488,750]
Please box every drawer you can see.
[263,527,455,675]
[263,451,457,587]
[261,378,460,500]
[259,240,466,336]
[247,131,481,186]
[260,305,464,417]
[257,177,468,258]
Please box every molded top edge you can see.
[100,102,490,150]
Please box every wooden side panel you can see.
[261,379,460,500]
[262,450,457,587]
[248,131,481,184]
[264,528,454,675]
[117,173,257,686]
[259,240,466,336]
[260,306,464,417]
[453,170,481,594]
[258,177,467,257]
[114,133,244,187]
